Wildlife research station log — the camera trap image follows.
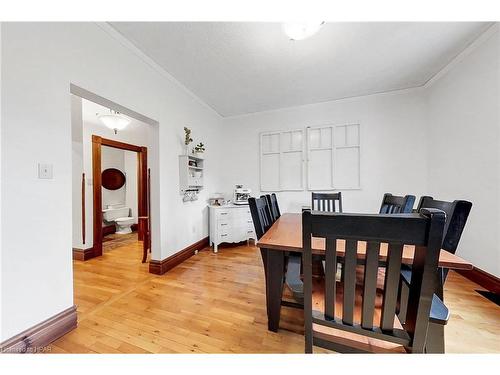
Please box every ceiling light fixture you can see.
[98,109,130,134]
[282,22,325,41]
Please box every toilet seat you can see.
[115,217,134,224]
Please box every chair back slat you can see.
[341,239,357,326]
[312,192,342,213]
[324,238,337,320]
[262,193,281,222]
[379,193,415,214]
[380,243,404,330]
[248,197,273,240]
[361,241,380,330]
[271,193,281,218]
[303,209,446,353]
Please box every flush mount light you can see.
[98,109,130,134]
[282,22,325,41]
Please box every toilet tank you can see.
[103,207,130,221]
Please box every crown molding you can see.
[423,23,498,89]
[95,22,223,119]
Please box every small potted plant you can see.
[184,127,193,155]
[193,142,205,158]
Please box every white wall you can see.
[0,22,3,340]
[220,89,429,214]
[71,96,85,249]
[426,26,500,276]
[1,22,223,341]
[124,150,138,224]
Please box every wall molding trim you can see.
[457,267,500,294]
[72,247,95,261]
[149,237,209,275]
[0,305,77,353]
[94,22,222,119]
[423,23,498,89]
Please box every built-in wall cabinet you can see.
[260,124,360,192]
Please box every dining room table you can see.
[256,212,474,333]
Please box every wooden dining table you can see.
[256,213,473,333]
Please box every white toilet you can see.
[103,206,135,234]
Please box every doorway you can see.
[92,136,150,261]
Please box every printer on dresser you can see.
[209,204,256,253]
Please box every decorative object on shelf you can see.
[233,185,251,205]
[184,127,193,155]
[193,142,205,158]
[209,193,225,206]
[98,109,130,134]
[101,168,126,190]
[182,189,198,202]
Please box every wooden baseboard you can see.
[103,224,138,237]
[72,247,95,261]
[457,267,500,294]
[0,305,77,353]
[149,237,209,275]
[102,224,116,236]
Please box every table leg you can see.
[266,249,285,332]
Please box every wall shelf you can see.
[179,154,204,194]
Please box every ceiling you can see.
[110,22,492,117]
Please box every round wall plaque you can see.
[102,168,126,190]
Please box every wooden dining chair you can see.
[379,193,416,214]
[262,193,281,222]
[397,196,472,353]
[302,209,446,353]
[311,192,342,212]
[259,194,303,301]
[248,197,274,276]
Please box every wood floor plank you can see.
[50,233,500,353]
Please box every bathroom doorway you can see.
[71,85,159,265]
[92,136,150,262]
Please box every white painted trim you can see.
[423,23,498,89]
[95,22,223,119]
[70,84,159,126]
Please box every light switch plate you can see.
[38,163,53,179]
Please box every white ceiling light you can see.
[282,22,325,41]
[98,110,130,134]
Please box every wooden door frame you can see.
[92,135,148,258]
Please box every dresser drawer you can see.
[218,221,230,234]
[216,210,231,219]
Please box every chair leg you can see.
[285,254,303,302]
[425,322,445,353]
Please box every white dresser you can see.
[209,204,256,252]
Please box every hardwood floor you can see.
[50,234,500,353]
